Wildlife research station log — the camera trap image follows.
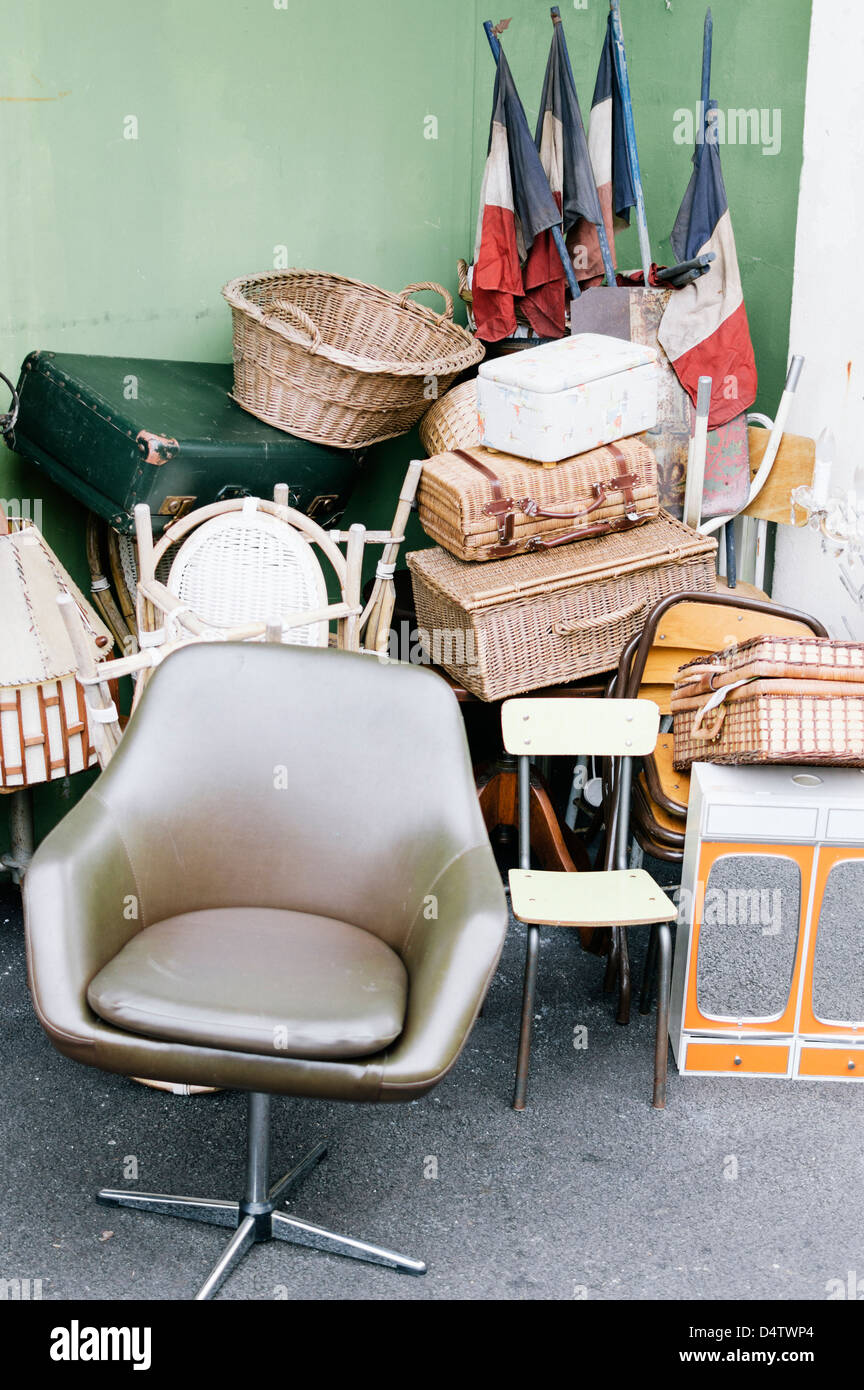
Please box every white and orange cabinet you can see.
[669,764,864,1081]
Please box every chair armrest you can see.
[23,792,144,1064]
[378,844,508,1098]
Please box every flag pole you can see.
[550,6,617,287]
[697,8,713,169]
[608,0,652,282]
[482,19,582,300]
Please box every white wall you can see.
[772,0,864,637]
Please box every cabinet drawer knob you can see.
[733,1056,742,1066]
[848,1060,857,1072]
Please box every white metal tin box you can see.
[477,332,659,464]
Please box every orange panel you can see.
[799,846,864,1036]
[684,841,814,1034]
[685,1041,790,1075]
[798,1046,864,1079]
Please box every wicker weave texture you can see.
[407,512,717,700]
[223,271,484,449]
[418,437,660,561]
[418,379,481,456]
[676,634,864,689]
[672,635,864,767]
[672,684,864,768]
[167,511,329,645]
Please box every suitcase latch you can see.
[158,495,197,519]
[136,430,180,465]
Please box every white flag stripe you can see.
[657,209,745,361]
[587,95,613,189]
[473,119,516,261]
[538,109,564,198]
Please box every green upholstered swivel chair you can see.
[24,642,507,1299]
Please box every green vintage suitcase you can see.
[11,351,363,534]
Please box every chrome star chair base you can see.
[97,1093,425,1301]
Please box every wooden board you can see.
[743,428,815,525]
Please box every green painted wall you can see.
[0,0,811,847]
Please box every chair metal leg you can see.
[194,1215,257,1301]
[603,927,620,993]
[271,1211,426,1274]
[96,1190,239,1228]
[616,929,632,1026]
[652,922,673,1110]
[513,924,540,1111]
[640,923,659,1015]
[268,1140,328,1206]
[95,1093,426,1298]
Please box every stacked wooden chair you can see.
[611,591,829,863]
[599,590,829,1029]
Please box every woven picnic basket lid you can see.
[0,522,113,686]
[407,512,716,611]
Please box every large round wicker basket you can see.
[223,271,484,449]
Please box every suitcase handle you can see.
[554,598,647,637]
[0,369,20,441]
[521,472,640,522]
[397,282,454,322]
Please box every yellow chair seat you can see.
[509,868,677,929]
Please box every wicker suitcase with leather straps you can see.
[416,436,659,562]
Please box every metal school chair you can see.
[502,697,677,1111]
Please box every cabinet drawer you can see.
[684,1040,790,1075]
[704,804,818,840]
[797,1045,864,1079]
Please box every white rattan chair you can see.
[59,465,422,767]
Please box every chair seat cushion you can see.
[87,907,408,1060]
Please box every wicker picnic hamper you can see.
[671,635,864,769]
[419,379,480,456]
[407,512,717,700]
[223,271,484,449]
[417,436,660,561]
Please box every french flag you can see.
[570,11,636,286]
[472,49,566,342]
[657,100,757,427]
[536,16,607,300]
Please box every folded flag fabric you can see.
[657,100,757,428]
[473,48,566,342]
[570,11,637,286]
[536,17,608,297]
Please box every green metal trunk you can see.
[12,351,363,535]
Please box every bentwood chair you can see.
[24,641,507,1299]
[502,697,677,1111]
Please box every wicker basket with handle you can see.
[671,634,864,768]
[407,512,717,700]
[223,271,484,449]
